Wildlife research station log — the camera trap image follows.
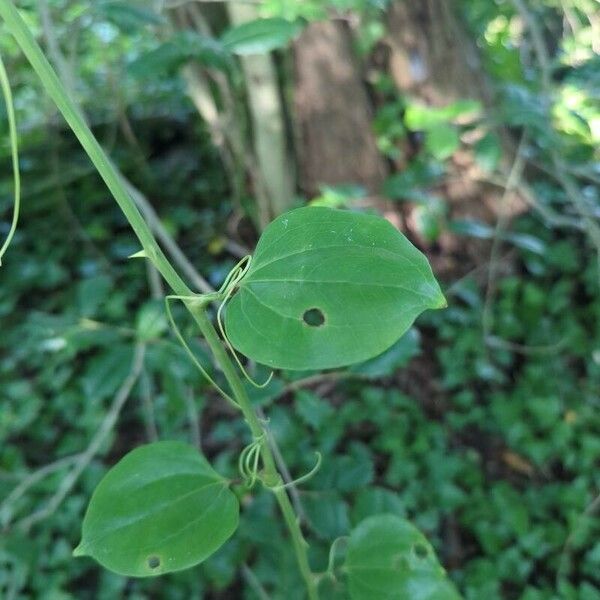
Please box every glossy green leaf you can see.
[221,18,303,55]
[346,515,462,600]
[225,207,446,370]
[74,441,239,577]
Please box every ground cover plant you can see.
[0,0,599,599]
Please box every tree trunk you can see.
[386,0,491,106]
[293,19,388,198]
[227,3,296,229]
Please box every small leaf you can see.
[129,32,231,78]
[351,328,421,378]
[74,441,239,577]
[474,133,502,172]
[225,207,445,370]
[304,492,350,539]
[426,125,460,160]
[221,18,303,55]
[128,249,147,259]
[346,515,462,600]
[97,2,164,30]
[136,300,167,341]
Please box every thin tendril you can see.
[326,536,349,580]
[165,295,239,409]
[238,434,264,488]
[217,256,273,389]
[0,52,21,266]
[217,256,249,294]
[269,452,322,491]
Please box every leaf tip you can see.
[72,542,87,557]
[128,249,147,259]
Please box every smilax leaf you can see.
[225,207,445,370]
[74,441,239,577]
[346,515,462,600]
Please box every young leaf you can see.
[74,442,239,577]
[221,18,303,55]
[345,515,462,600]
[129,32,231,78]
[224,207,446,370]
[425,124,460,160]
[97,2,164,31]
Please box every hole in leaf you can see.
[413,543,428,559]
[303,308,325,327]
[147,555,161,569]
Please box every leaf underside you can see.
[225,207,446,370]
[74,441,239,577]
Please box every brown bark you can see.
[293,20,388,197]
[386,0,491,105]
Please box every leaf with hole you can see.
[345,515,462,600]
[224,207,446,370]
[74,441,239,577]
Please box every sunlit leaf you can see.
[426,125,460,160]
[225,207,446,370]
[74,442,239,577]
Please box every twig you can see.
[140,369,159,442]
[37,0,213,294]
[146,250,165,298]
[185,385,202,448]
[0,454,81,528]
[482,134,527,347]
[241,564,272,600]
[256,406,306,522]
[510,0,600,284]
[14,344,146,532]
[557,491,600,588]
[274,372,360,403]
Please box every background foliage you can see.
[1,0,599,598]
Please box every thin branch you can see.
[184,386,202,448]
[140,369,159,442]
[241,564,272,600]
[37,0,213,294]
[256,406,306,522]
[0,454,81,528]
[14,344,146,532]
[482,134,527,348]
[510,0,600,283]
[557,490,600,587]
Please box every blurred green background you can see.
[0,0,599,598]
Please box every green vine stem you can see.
[0,2,318,597]
[0,51,20,265]
[0,0,187,297]
[188,304,319,600]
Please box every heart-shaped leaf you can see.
[225,207,445,370]
[345,515,462,600]
[74,441,239,577]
